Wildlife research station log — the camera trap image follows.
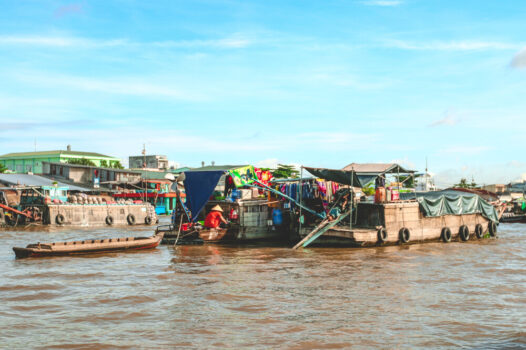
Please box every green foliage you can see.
[455,178,478,189]
[100,160,109,167]
[397,175,414,188]
[111,161,124,169]
[362,185,375,196]
[271,164,299,179]
[67,158,96,166]
[0,163,7,173]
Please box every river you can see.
[0,219,525,349]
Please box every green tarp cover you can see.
[304,167,362,187]
[402,190,498,223]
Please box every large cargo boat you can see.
[1,186,156,227]
[293,165,499,248]
[157,165,290,244]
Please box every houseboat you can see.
[293,165,499,248]
[157,165,290,243]
[1,185,157,227]
[112,179,181,215]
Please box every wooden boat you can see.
[12,231,164,258]
[157,224,231,244]
[500,213,526,223]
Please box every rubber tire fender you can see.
[55,214,65,225]
[105,216,114,226]
[459,225,470,241]
[441,227,452,243]
[144,216,152,225]
[377,228,387,244]
[399,227,410,244]
[127,214,136,225]
[488,221,497,237]
[475,224,484,239]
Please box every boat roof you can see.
[0,174,91,191]
[342,163,415,174]
[303,167,362,187]
[186,165,250,172]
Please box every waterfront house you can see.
[0,146,121,174]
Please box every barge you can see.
[293,165,499,248]
[1,186,156,227]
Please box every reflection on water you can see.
[0,218,525,349]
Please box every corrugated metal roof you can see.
[43,162,138,174]
[0,150,117,159]
[342,163,414,174]
[0,174,92,191]
[186,165,248,172]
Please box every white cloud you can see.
[384,39,521,51]
[441,146,491,154]
[16,73,205,101]
[361,0,403,6]
[255,158,280,169]
[429,111,458,127]
[0,35,250,49]
[510,47,526,68]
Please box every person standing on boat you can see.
[204,205,228,228]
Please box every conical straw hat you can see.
[211,204,223,212]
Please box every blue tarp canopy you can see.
[183,170,226,222]
[183,165,251,222]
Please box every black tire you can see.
[441,227,452,243]
[399,227,410,244]
[459,225,470,241]
[127,214,136,225]
[105,216,114,226]
[377,228,387,244]
[145,216,152,225]
[55,214,65,225]
[475,224,484,239]
[488,221,497,237]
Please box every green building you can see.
[0,147,121,174]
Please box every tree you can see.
[110,161,124,169]
[362,184,375,196]
[271,164,299,179]
[0,163,7,173]
[397,175,414,188]
[455,178,478,189]
[67,158,96,166]
[100,160,109,167]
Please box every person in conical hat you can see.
[204,204,228,228]
[211,204,223,212]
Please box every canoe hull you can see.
[13,233,163,259]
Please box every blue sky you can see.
[1,0,526,186]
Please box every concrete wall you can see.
[46,204,157,226]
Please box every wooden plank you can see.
[293,211,351,249]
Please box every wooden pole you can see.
[173,214,183,247]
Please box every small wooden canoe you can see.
[12,231,165,259]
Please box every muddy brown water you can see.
[1,218,525,349]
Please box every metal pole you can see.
[299,166,303,236]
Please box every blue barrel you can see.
[272,209,283,226]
